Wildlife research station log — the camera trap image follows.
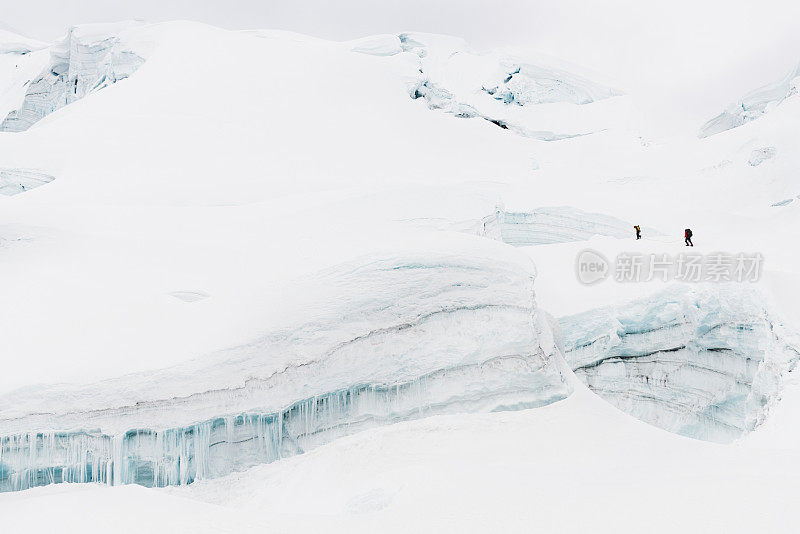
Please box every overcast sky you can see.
[4,0,799,125]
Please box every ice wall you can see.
[481,206,641,246]
[699,63,800,138]
[559,285,799,443]
[0,247,572,492]
[0,24,143,132]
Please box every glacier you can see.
[698,62,800,138]
[0,246,572,492]
[0,24,143,132]
[559,285,799,443]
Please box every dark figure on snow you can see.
[634,225,641,240]
[685,228,693,246]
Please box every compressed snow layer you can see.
[0,247,572,491]
[481,206,646,246]
[0,23,143,132]
[0,168,54,195]
[699,64,800,138]
[560,285,799,443]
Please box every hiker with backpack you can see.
[634,225,641,240]
[685,228,693,246]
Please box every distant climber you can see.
[684,228,693,246]
[634,225,641,240]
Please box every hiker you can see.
[684,228,693,246]
[634,225,641,240]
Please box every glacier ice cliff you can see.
[698,62,800,138]
[559,285,799,443]
[0,24,143,132]
[481,206,644,246]
[0,248,572,492]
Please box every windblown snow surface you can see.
[2,21,800,532]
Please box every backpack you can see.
[685,228,692,238]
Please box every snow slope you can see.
[1,18,800,530]
[5,385,798,533]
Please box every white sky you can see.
[3,0,799,125]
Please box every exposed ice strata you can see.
[481,206,642,246]
[699,62,800,138]
[0,246,572,492]
[0,169,54,195]
[560,285,799,443]
[0,24,143,132]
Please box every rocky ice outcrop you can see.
[481,206,643,246]
[559,285,799,443]
[0,24,143,132]
[0,247,572,492]
[0,168,54,195]
[699,62,800,138]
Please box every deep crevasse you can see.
[0,245,572,492]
